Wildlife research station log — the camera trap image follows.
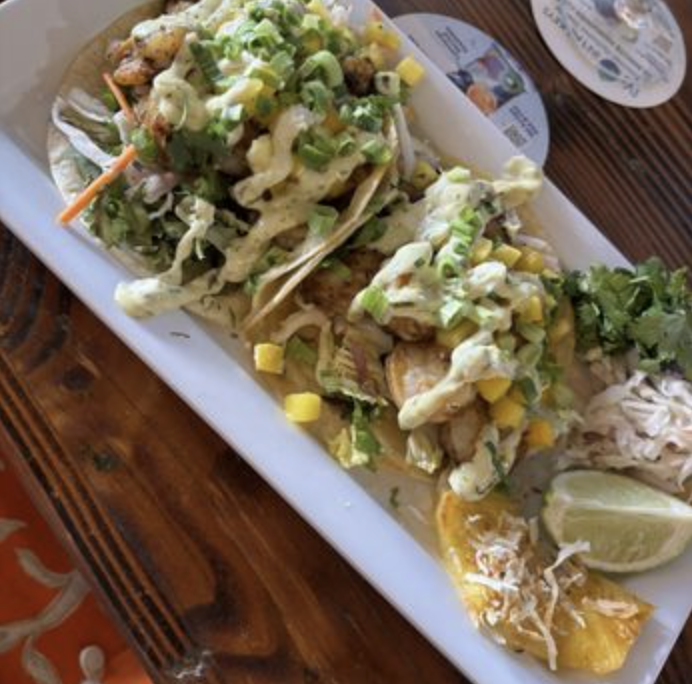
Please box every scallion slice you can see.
[361,286,389,322]
[361,139,393,165]
[308,204,339,235]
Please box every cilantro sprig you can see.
[565,258,692,379]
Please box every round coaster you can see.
[395,13,550,165]
[532,0,686,107]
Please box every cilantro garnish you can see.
[565,258,692,379]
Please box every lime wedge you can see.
[543,471,692,573]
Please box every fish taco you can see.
[48,0,400,329]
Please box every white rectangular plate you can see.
[0,1,689,683]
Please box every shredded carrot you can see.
[57,145,137,225]
[103,72,136,124]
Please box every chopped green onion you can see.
[517,377,539,404]
[186,172,225,204]
[351,402,382,459]
[460,205,482,230]
[496,332,517,352]
[374,72,401,97]
[300,80,333,114]
[245,18,284,55]
[551,381,574,408]
[298,142,333,170]
[218,35,242,61]
[361,286,389,322]
[243,273,261,295]
[249,64,281,88]
[320,256,352,280]
[206,111,241,140]
[352,217,387,246]
[516,321,546,344]
[254,93,277,119]
[361,139,393,165]
[517,343,543,367]
[101,88,119,112]
[299,50,344,87]
[339,95,396,133]
[221,103,245,124]
[254,245,289,275]
[486,441,509,490]
[308,204,339,235]
[269,51,295,80]
[436,252,461,279]
[439,298,466,329]
[473,304,505,328]
[278,91,301,108]
[286,336,318,365]
[189,40,223,86]
[335,132,356,156]
[131,127,158,164]
[448,209,481,261]
[450,217,479,244]
[296,129,338,169]
[302,14,324,33]
[447,167,471,182]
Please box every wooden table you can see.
[1,0,691,682]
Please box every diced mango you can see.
[524,419,556,450]
[470,237,494,265]
[518,295,544,324]
[411,160,439,191]
[396,56,426,86]
[364,21,401,51]
[492,244,522,268]
[436,320,478,349]
[254,343,284,375]
[365,42,387,70]
[490,396,526,429]
[476,377,512,404]
[516,248,545,274]
[285,393,322,423]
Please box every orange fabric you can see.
[0,458,153,684]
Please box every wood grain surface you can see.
[1,0,691,683]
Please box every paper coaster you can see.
[532,0,686,107]
[395,13,550,165]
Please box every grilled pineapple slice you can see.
[437,491,652,674]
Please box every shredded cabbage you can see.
[563,372,692,498]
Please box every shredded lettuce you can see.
[351,401,382,461]
[327,402,381,469]
[285,335,318,365]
